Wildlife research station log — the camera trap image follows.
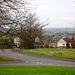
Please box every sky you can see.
[29,0,75,28]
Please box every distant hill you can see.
[43,28,75,33]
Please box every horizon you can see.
[43,27,75,29]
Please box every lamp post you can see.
[35,36,39,53]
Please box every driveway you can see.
[0,49,75,67]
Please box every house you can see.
[57,37,75,48]
[14,37,20,47]
[48,43,57,48]
[57,38,70,48]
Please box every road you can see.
[0,49,75,67]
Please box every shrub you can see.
[72,43,75,48]
[0,38,14,49]
[66,43,70,48]
[50,46,54,48]
[45,45,49,48]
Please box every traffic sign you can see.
[35,36,39,42]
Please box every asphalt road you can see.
[0,49,75,67]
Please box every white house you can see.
[57,38,71,48]
[14,37,20,47]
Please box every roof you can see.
[48,43,57,47]
[63,38,69,43]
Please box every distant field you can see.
[0,57,12,61]
[0,65,75,75]
[18,48,75,59]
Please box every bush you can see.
[72,43,75,48]
[0,38,14,49]
[66,43,70,48]
[45,45,49,48]
[50,46,54,48]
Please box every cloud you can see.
[29,0,75,28]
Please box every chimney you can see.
[66,37,68,39]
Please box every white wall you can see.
[14,37,20,47]
[57,39,66,47]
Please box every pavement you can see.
[0,49,75,67]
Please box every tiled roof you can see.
[62,37,75,45]
[48,43,57,47]
[63,38,69,43]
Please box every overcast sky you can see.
[29,0,75,28]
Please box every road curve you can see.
[0,49,75,67]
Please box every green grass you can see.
[0,57,12,61]
[18,48,75,59]
[0,65,75,75]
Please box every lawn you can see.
[0,57,12,61]
[0,65,75,75]
[18,48,75,59]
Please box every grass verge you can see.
[0,57,12,61]
[0,65,75,75]
[18,48,75,59]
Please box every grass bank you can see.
[0,65,75,75]
[0,57,12,61]
[18,48,75,59]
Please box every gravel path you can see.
[0,49,75,67]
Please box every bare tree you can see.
[0,0,49,49]
[17,12,48,49]
[0,0,29,35]
[0,0,30,48]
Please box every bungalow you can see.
[57,37,75,48]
